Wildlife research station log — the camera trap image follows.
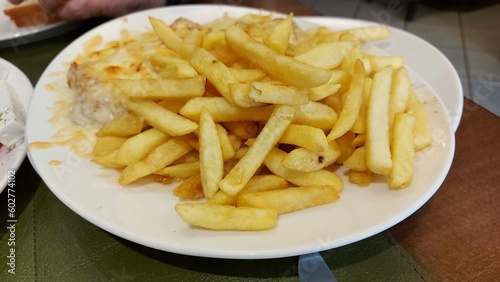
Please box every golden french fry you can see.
[237,185,340,214]
[225,25,332,88]
[221,121,260,140]
[173,173,204,200]
[229,83,266,108]
[189,48,239,104]
[216,124,236,161]
[293,101,338,130]
[175,203,277,231]
[407,92,432,151]
[180,28,203,59]
[350,76,372,134]
[352,133,366,147]
[348,170,372,187]
[118,137,192,185]
[229,68,267,83]
[389,67,412,128]
[279,124,329,153]
[366,66,393,175]
[317,25,391,43]
[327,59,365,141]
[91,150,125,169]
[343,146,367,171]
[120,97,198,136]
[218,105,295,196]
[179,97,275,122]
[199,108,224,198]
[335,130,356,164]
[264,13,293,55]
[92,136,127,157]
[202,30,225,50]
[149,17,182,53]
[251,82,309,105]
[264,148,343,192]
[115,128,169,166]
[155,161,200,179]
[209,174,289,206]
[294,41,357,70]
[281,141,340,172]
[96,113,145,138]
[367,55,404,73]
[390,113,415,189]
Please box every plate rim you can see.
[25,4,456,259]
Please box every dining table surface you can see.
[1,0,499,281]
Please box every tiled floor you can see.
[297,0,500,117]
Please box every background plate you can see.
[0,0,82,48]
[26,5,455,259]
[0,57,33,192]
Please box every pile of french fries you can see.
[89,13,432,231]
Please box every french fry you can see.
[229,68,267,83]
[389,67,412,128]
[264,13,293,55]
[279,124,329,153]
[294,41,357,70]
[216,124,236,161]
[264,148,343,192]
[120,97,198,136]
[112,76,206,99]
[334,130,356,164]
[155,161,200,179]
[407,91,432,151]
[348,170,372,187]
[327,60,365,141]
[390,113,415,189]
[317,25,391,43]
[218,105,295,196]
[251,82,309,105]
[118,137,192,185]
[366,66,393,175]
[199,108,224,198]
[92,136,127,157]
[96,114,145,138]
[293,101,338,130]
[367,55,404,73]
[189,48,239,104]
[91,150,125,169]
[225,25,332,88]
[180,28,203,59]
[343,146,368,172]
[149,17,182,53]
[175,203,277,231]
[173,173,204,200]
[237,185,340,214]
[209,174,289,206]
[115,128,169,166]
[179,97,275,122]
[281,141,340,172]
[229,83,266,108]
[221,121,260,140]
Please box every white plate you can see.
[26,5,456,259]
[0,57,33,192]
[0,0,81,48]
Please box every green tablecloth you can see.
[0,18,430,281]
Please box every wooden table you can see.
[1,0,498,281]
